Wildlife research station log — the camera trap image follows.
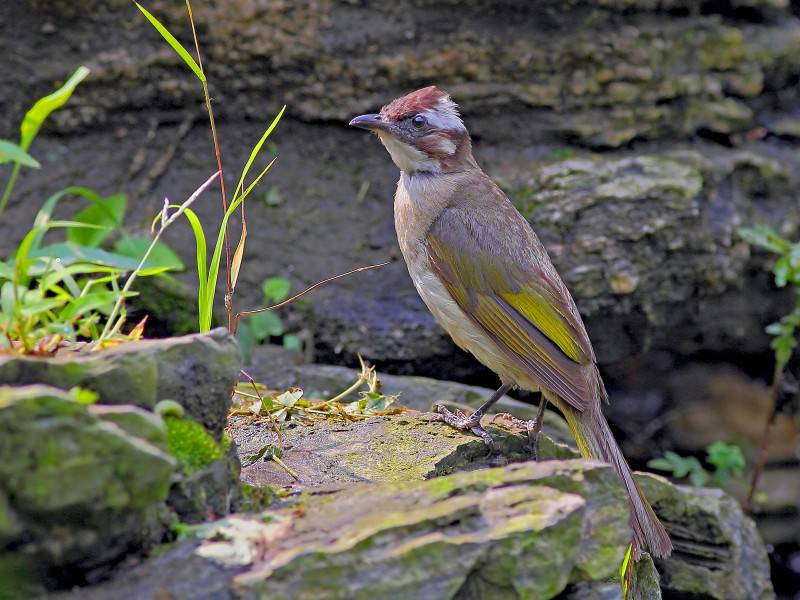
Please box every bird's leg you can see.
[526,395,549,461]
[432,382,513,450]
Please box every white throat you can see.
[377,131,440,174]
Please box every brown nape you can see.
[432,129,476,173]
[381,86,450,121]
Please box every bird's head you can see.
[349,86,473,175]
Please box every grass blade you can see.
[20,66,90,150]
[230,219,246,293]
[0,140,40,168]
[135,2,206,82]
[233,106,285,199]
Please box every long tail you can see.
[559,400,673,559]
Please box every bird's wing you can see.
[426,205,599,412]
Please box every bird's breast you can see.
[393,178,521,384]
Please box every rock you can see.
[1,2,799,389]
[229,413,575,491]
[639,475,775,600]
[50,460,638,600]
[0,385,175,576]
[0,328,241,438]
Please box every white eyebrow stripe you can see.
[421,98,465,131]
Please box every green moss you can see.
[164,416,224,473]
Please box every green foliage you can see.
[738,224,800,369]
[0,186,182,354]
[134,3,205,82]
[0,66,89,214]
[706,440,746,487]
[136,2,285,334]
[648,441,745,487]
[237,276,300,361]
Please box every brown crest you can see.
[380,86,450,121]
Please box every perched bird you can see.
[349,86,672,559]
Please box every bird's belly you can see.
[406,256,530,388]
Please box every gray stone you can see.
[639,476,775,599]
[230,413,575,491]
[51,460,637,600]
[0,329,241,438]
[0,385,175,571]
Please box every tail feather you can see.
[560,401,673,559]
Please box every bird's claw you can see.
[488,412,543,461]
[432,404,495,451]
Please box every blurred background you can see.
[1,0,799,595]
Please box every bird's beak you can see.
[348,113,387,131]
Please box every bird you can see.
[349,86,672,560]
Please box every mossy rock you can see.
[0,385,176,576]
[0,329,241,438]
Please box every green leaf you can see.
[0,139,40,167]
[248,311,283,340]
[275,388,303,408]
[58,290,123,321]
[30,243,142,270]
[235,321,256,364]
[20,66,90,150]
[262,276,290,303]
[233,106,286,199]
[263,187,282,206]
[689,468,710,487]
[113,237,185,272]
[737,224,790,255]
[773,256,790,288]
[67,193,126,248]
[135,3,206,82]
[283,333,301,352]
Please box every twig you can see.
[239,367,283,447]
[233,260,391,334]
[185,0,233,331]
[271,455,299,480]
[89,171,220,351]
[745,361,785,512]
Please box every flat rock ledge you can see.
[51,414,774,600]
[54,460,634,600]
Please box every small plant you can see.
[737,224,799,509]
[135,2,284,332]
[648,441,746,487]
[0,66,89,215]
[236,276,301,360]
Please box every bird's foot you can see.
[431,404,495,451]
[490,413,543,461]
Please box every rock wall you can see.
[1,1,798,384]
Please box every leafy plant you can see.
[0,167,213,354]
[0,188,168,354]
[135,2,284,332]
[648,441,745,488]
[0,66,89,214]
[236,276,300,360]
[737,224,800,509]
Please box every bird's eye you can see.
[412,114,426,128]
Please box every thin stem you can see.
[744,359,785,512]
[90,171,220,351]
[0,162,22,215]
[233,260,391,334]
[186,0,233,331]
[239,368,283,447]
